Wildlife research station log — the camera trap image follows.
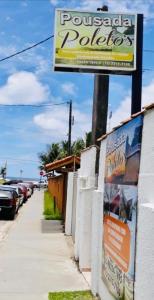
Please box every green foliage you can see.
[48,290,98,300]
[85,131,92,147]
[44,190,61,220]
[38,132,92,168]
[38,143,61,169]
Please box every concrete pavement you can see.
[0,190,89,300]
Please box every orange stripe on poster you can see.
[103,215,130,273]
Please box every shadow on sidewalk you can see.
[41,219,63,234]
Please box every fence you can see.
[65,106,154,300]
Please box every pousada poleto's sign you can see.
[53,10,137,74]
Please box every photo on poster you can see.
[104,183,137,222]
[102,115,143,300]
[105,116,143,185]
[102,184,137,300]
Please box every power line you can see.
[0,157,39,163]
[144,49,154,53]
[0,35,54,63]
[0,101,68,107]
[0,33,153,64]
[143,68,154,72]
[0,34,153,73]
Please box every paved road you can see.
[0,190,89,300]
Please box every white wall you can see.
[74,169,81,260]
[79,187,95,271]
[94,109,154,300]
[135,109,154,300]
[91,190,103,296]
[92,138,114,300]
[71,108,154,300]
[74,146,97,268]
[138,109,154,204]
[65,172,74,236]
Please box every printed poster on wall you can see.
[102,115,143,300]
[54,10,137,73]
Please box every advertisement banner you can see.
[102,115,143,300]
[54,10,137,73]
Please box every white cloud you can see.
[61,82,77,96]
[50,0,59,6]
[0,45,16,57]
[21,1,28,7]
[6,16,13,22]
[33,105,91,141]
[0,71,49,104]
[109,95,131,129]
[110,79,154,129]
[75,0,154,20]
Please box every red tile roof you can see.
[45,155,80,172]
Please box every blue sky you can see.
[0,0,154,179]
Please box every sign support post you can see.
[92,5,109,146]
[92,5,109,175]
[131,14,143,114]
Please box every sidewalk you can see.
[0,190,89,300]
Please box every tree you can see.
[38,143,60,169]
[85,131,92,147]
[38,133,92,169]
[72,138,85,156]
[58,140,68,159]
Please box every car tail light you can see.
[10,198,16,205]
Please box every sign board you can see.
[102,115,143,300]
[54,10,137,74]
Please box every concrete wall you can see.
[72,172,78,242]
[92,109,154,300]
[65,172,74,236]
[65,172,78,241]
[91,139,107,297]
[135,109,154,300]
[68,108,154,300]
[74,146,97,269]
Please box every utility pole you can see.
[68,100,72,156]
[92,4,109,146]
[20,169,23,179]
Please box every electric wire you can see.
[0,35,54,63]
[0,34,153,69]
[0,101,69,107]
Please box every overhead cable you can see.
[0,35,54,63]
[0,34,153,63]
[0,101,68,107]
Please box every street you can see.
[0,190,88,300]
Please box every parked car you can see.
[16,184,28,203]
[32,181,39,188]
[19,182,32,198]
[38,180,47,188]
[23,181,34,194]
[3,180,23,185]
[0,190,19,220]
[10,184,26,205]
[0,185,23,207]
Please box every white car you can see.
[38,180,47,188]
